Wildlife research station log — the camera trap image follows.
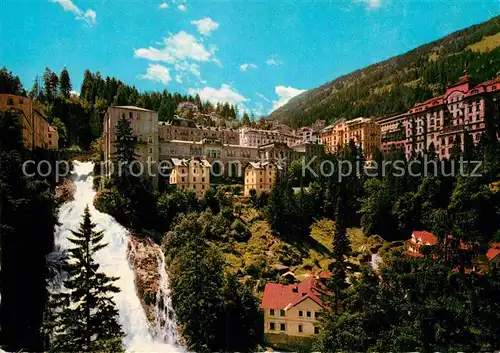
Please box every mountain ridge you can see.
[269,15,500,128]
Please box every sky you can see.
[1,0,499,117]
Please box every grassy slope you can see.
[222,205,385,292]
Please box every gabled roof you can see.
[113,105,155,112]
[171,158,211,167]
[411,230,438,245]
[261,274,330,310]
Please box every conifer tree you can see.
[51,206,124,352]
[59,67,72,99]
[114,113,137,168]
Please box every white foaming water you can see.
[51,161,182,352]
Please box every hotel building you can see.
[320,117,381,159]
[404,74,500,159]
[0,94,59,150]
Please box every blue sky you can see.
[1,0,499,116]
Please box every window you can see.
[315,312,320,319]
[193,177,196,182]
[202,177,205,182]
[48,133,52,139]
[280,309,285,317]
[306,311,311,318]
[129,112,133,119]
[19,99,24,105]
[269,323,275,331]
[298,310,303,317]
[7,98,13,105]
[270,309,275,316]
[298,325,303,333]
[260,178,262,183]
[314,327,319,334]
[280,323,286,331]
[181,177,185,182]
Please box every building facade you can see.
[320,117,381,158]
[239,127,301,148]
[243,161,278,197]
[103,105,159,183]
[0,94,59,150]
[376,112,407,154]
[158,122,239,145]
[261,275,328,341]
[169,158,211,197]
[403,74,500,159]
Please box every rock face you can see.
[55,178,76,203]
[127,235,163,325]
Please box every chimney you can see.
[292,286,298,293]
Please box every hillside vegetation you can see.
[270,16,500,128]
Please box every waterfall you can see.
[49,161,182,352]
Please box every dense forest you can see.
[270,15,500,128]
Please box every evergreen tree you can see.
[114,113,137,167]
[50,207,124,352]
[59,67,72,99]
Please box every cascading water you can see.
[49,161,182,352]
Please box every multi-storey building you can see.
[376,112,407,154]
[243,161,278,197]
[158,122,239,145]
[404,74,500,159]
[169,158,211,197]
[320,117,381,159]
[0,94,59,150]
[239,127,301,148]
[296,126,321,144]
[103,106,159,185]
[261,274,329,344]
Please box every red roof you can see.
[412,231,438,245]
[487,247,500,261]
[261,275,328,310]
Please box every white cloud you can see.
[135,31,217,63]
[271,85,306,111]
[191,17,219,36]
[355,0,382,9]
[51,0,96,25]
[158,2,169,9]
[240,63,258,72]
[140,64,172,84]
[265,55,283,66]
[175,75,183,83]
[188,84,248,106]
[177,4,187,11]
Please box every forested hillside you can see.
[270,16,500,128]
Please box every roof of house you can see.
[261,274,329,310]
[247,161,275,170]
[113,105,155,112]
[171,158,211,167]
[411,230,438,245]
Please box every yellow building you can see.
[243,161,278,197]
[0,94,58,150]
[169,158,211,197]
[320,117,381,159]
[261,274,330,343]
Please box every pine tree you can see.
[114,113,137,167]
[59,67,72,99]
[51,206,124,352]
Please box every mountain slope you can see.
[270,16,500,128]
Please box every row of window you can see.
[269,309,320,318]
[268,322,319,334]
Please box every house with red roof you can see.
[406,230,438,257]
[486,243,500,271]
[261,273,330,343]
